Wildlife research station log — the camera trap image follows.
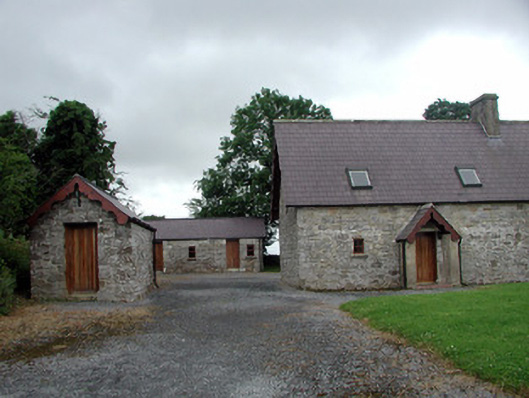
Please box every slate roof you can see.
[274,119,529,207]
[28,174,155,231]
[149,217,266,241]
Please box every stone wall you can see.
[240,238,263,272]
[438,203,529,285]
[162,238,263,273]
[280,202,529,290]
[30,194,154,302]
[285,206,411,290]
[279,194,300,286]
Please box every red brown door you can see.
[226,239,240,269]
[154,242,164,271]
[65,224,98,294]
[416,232,437,283]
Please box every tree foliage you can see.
[423,98,471,120]
[33,100,119,203]
[0,138,37,235]
[142,215,166,221]
[187,88,333,247]
[0,111,38,156]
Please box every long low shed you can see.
[149,217,266,273]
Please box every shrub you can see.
[0,259,16,315]
[0,232,31,294]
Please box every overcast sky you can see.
[1,0,528,219]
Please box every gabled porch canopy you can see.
[396,204,461,244]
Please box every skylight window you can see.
[348,169,372,189]
[456,167,482,187]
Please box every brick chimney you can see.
[470,94,500,137]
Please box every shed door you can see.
[154,242,164,271]
[226,239,240,269]
[65,224,98,294]
[416,232,437,283]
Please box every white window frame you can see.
[456,167,482,187]
[347,169,372,189]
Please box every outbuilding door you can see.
[154,242,164,271]
[226,239,240,269]
[416,232,437,283]
[65,224,98,294]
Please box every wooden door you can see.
[416,232,437,283]
[226,239,240,269]
[154,242,164,271]
[65,224,98,294]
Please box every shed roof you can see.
[273,119,529,209]
[149,217,266,241]
[28,175,155,231]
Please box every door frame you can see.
[226,239,240,269]
[415,231,437,284]
[64,223,99,294]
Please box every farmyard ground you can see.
[0,274,515,397]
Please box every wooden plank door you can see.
[154,242,164,271]
[416,232,437,283]
[65,224,98,294]
[226,239,240,269]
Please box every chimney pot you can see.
[470,93,500,137]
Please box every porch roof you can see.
[396,204,461,243]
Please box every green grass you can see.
[340,283,529,394]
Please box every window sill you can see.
[188,258,196,261]
[352,254,368,259]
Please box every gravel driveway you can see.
[0,273,512,397]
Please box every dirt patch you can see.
[0,299,153,361]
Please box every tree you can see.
[423,98,471,120]
[187,88,333,247]
[142,215,166,221]
[0,110,38,157]
[0,138,37,235]
[33,100,119,203]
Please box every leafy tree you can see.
[0,111,38,156]
[423,98,471,120]
[33,100,119,203]
[187,88,332,247]
[0,138,37,235]
[142,215,166,221]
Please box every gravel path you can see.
[0,273,513,397]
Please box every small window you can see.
[348,169,372,189]
[188,246,196,260]
[246,244,255,257]
[456,167,482,187]
[353,238,365,254]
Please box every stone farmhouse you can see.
[28,175,156,302]
[271,94,529,291]
[149,218,265,273]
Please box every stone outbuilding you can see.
[272,94,529,290]
[149,218,265,273]
[28,175,156,302]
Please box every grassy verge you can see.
[0,298,153,361]
[340,283,529,394]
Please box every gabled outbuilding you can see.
[28,175,156,302]
[149,217,266,273]
[272,94,529,290]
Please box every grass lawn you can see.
[340,283,529,394]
